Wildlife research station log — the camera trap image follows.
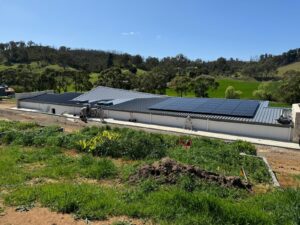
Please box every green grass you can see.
[166,78,292,108]
[166,88,195,97]
[269,101,291,108]
[0,121,299,224]
[207,78,260,99]
[166,78,260,99]
[277,61,300,75]
[168,139,270,183]
[0,62,76,73]
[4,182,300,224]
[0,145,118,188]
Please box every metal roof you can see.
[72,86,163,103]
[106,97,291,127]
[21,92,82,106]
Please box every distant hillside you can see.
[277,61,300,75]
[0,62,78,73]
[1,41,300,80]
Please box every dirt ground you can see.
[257,145,300,187]
[0,207,150,225]
[0,100,299,224]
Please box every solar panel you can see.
[149,98,260,118]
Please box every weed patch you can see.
[1,121,298,224]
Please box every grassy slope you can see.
[0,62,76,73]
[0,121,299,224]
[167,78,260,99]
[277,61,300,75]
[208,78,260,99]
[167,78,291,107]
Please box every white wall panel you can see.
[106,110,291,141]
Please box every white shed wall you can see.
[151,114,186,128]
[17,102,292,142]
[105,110,131,121]
[19,101,81,115]
[105,110,292,142]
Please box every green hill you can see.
[167,78,260,99]
[277,61,300,75]
[207,78,260,99]
[0,62,77,73]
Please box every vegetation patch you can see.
[277,61,300,75]
[0,121,299,224]
[166,78,260,99]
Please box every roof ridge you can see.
[95,86,161,96]
[72,86,164,101]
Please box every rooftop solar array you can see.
[149,98,260,118]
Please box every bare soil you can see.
[0,207,150,225]
[257,145,300,187]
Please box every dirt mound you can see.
[130,157,251,190]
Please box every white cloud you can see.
[121,31,140,36]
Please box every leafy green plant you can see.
[168,138,268,183]
[178,175,197,192]
[139,179,159,193]
[232,140,257,155]
[78,130,120,153]
[77,128,169,160]
[84,158,118,179]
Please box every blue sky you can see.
[0,0,299,60]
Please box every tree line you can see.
[0,64,92,93]
[253,70,300,104]
[1,41,300,79]
[1,41,300,103]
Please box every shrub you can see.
[77,128,168,160]
[178,175,197,192]
[232,140,257,155]
[0,121,38,132]
[225,86,242,99]
[13,131,35,146]
[45,135,64,147]
[1,126,62,147]
[78,130,121,158]
[1,130,17,144]
[167,138,268,183]
[139,179,159,193]
[79,154,95,166]
[84,158,118,179]
[119,130,167,159]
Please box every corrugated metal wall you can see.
[105,110,292,142]
[19,102,81,115]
